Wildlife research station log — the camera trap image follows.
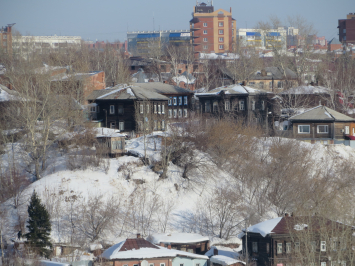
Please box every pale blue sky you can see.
[0,0,352,42]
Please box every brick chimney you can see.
[284,213,289,217]
[137,233,141,238]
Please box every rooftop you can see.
[289,105,355,122]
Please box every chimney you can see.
[137,233,141,238]
[284,213,289,217]
[230,7,232,13]
[214,248,218,255]
[168,244,171,250]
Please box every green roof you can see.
[289,105,355,122]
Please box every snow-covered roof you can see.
[195,84,269,97]
[205,246,240,259]
[40,261,70,266]
[148,233,209,244]
[102,239,208,260]
[238,217,282,238]
[0,84,23,102]
[90,243,103,251]
[280,85,330,95]
[289,105,355,122]
[95,128,126,138]
[210,255,245,266]
[199,53,240,60]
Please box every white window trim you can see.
[140,104,143,114]
[173,109,177,118]
[345,126,350,134]
[160,264,165,266]
[119,121,124,131]
[298,125,310,134]
[110,105,115,114]
[203,38,207,42]
[277,243,282,254]
[219,30,224,34]
[169,109,172,118]
[184,109,188,117]
[168,98,172,105]
[203,30,207,34]
[158,105,161,114]
[321,262,327,266]
[321,241,326,252]
[184,96,188,105]
[286,242,291,253]
[219,22,223,27]
[162,105,165,114]
[173,97,177,105]
[239,101,245,110]
[203,23,207,27]
[219,45,224,49]
[317,125,328,134]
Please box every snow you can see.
[210,255,245,266]
[97,85,129,99]
[238,217,283,238]
[40,261,70,266]
[94,127,126,138]
[102,242,208,260]
[294,224,308,230]
[173,75,196,85]
[148,233,209,244]
[90,243,103,251]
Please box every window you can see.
[154,104,157,113]
[110,122,116,129]
[239,100,245,110]
[196,264,200,266]
[277,243,283,254]
[160,264,165,266]
[219,37,224,42]
[252,100,255,110]
[179,96,182,105]
[110,105,115,114]
[140,104,143,114]
[178,109,182,118]
[119,122,124,131]
[184,96,188,105]
[321,262,327,266]
[184,109,188,117]
[203,22,207,27]
[219,22,223,27]
[169,109,172,118]
[331,238,337,250]
[154,120,157,130]
[219,45,224,49]
[286,242,291,253]
[219,29,224,34]
[345,126,350,134]
[321,241,326,251]
[162,105,165,114]
[173,97,177,105]
[266,243,270,253]
[317,125,328,134]
[162,120,165,130]
[311,241,316,252]
[180,264,184,266]
[261,100,265,110]
[298,125,310,133]
[252,242,258,253]
[203,45,208,49]
[174,109,177,118]
[149,264,154,266]
[203,30,207,34]
[205,101,211,112]
[213,101,218,112]
[203,38,208,42]
[168,97,172,106]
[295,242,300,252]
[225,101,230,111]
[343,29,346,34]
[118,105,124,114]
[158,105,161,114]
[187,249,193,253]
[90,106,96,112]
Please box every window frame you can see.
[252,242,258,253]
[317,125,328,134]
[219,29,224,34]
[321,241,326,252]
[140,104,143,114]
[184,109,188,117]
[252,100,255,110]
[158,104,161,114]
[179,96,183,105]
[109,105,115,114]
[173,109,177,118]
[119,121,124,131]
[219,44,224,50]
[168,97,172,106]
[219,22,224,27]
[286,242,291,253]
[110,122,116,129]
[173,97,177,106]
[118,105,124,114]
[168,109,172,118]
[298,125,310,134]
[219,37,224,42]
[184,96,188,105]
[225,101,230,111]
[277,243,283,254]
[162,104,165,114]
[203,38,208,42]
[203,30,208,35]
[295,242,300,252]
[239,100,245,111]
[203,22,207,27]
[261,100,265,110]
[178,109,182,118]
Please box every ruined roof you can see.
[289,105,355,122]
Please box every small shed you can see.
[95,128,126,156]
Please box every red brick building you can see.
[0,23,15,55]
[338,13,355,45]
[190,2,236,54]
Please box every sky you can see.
[0,0,352,43]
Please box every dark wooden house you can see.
[289,105,355,143]
[195,84,274,128]
[147,233,210,255]
[240,215,354,266]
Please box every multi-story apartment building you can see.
[127,30,190,55]
[190,2,236,54]
[237,28,287,50]
[0,23,15,55]
[338,13,355,45]
[12,35,81,57]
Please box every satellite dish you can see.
[141,260,149,266]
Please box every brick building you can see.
[190,2,236,54]
[0,23,15,55]
[338,13,355,45]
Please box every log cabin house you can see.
[147,233,210,255]
[239,215,354,266]
[288,105,355,144]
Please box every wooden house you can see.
[195,84,273,128]
[288,105,355,143]
[147,233,210,255]
[94,128,126,156]
[239,215,354,266]
[100,235,208,266]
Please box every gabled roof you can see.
[289,105,355,122]
[102,238,209,260]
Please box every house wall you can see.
[172,256,207,266]
[166,94,192,120]
[242,233,271,266]
[113,258,172,266]
[292,122,333,139]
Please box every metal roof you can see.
[133,82,193,95]
[289,105,355,122]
